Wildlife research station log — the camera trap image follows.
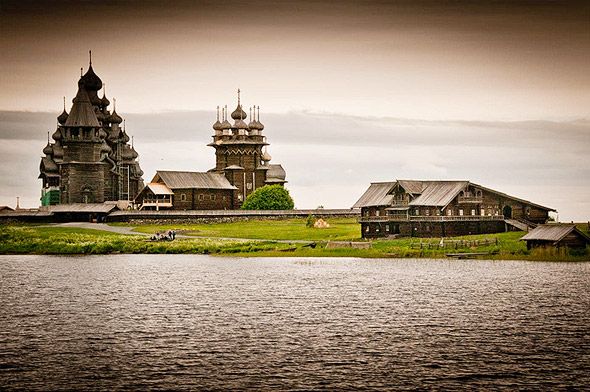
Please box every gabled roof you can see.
[153,171,237,190]
[397,180,424,195]
[471,183,555,212]
[147,183,174,195]
[410,181,469,207]
[521,224,590,243]
[352,182,396,208]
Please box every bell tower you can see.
[208,90,271,206]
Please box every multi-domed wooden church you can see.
[39,52,144,206]
[134,90,287,210]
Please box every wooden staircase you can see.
[505,218,538,232]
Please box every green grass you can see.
[119,218,361,241]
[1,222,588,261]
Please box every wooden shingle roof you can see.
[153,171,237,190]
[352,182,396,208]
[64,87,100,127]
[521,224,590,242]
[409,181,469,207]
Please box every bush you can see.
[241,185,295,210]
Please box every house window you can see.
[488,209,492,216]
[425,209,430,216]
[459,209,464,216]
[471,209,476,216]
[386,225,390,232]
[211,194,216,201]
[365,226,369,233]
[481,209,485,216]
[198,194,204,201]
[181,193,186,201]
[415,209,419,216]
[376,210,380,216]
[223,196,226,201]
[447,209,452,216]
[436,209,441,216]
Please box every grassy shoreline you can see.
[1,218,588,261]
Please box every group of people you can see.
[150,230,177,241]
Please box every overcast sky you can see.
[0,1,588,220]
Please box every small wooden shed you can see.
[521,224,590,249]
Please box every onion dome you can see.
[100,141,112,154]
[231,105,247,120]
[234,119,248,129]
[53,143,64,159]
[40,157,58,173]
[121,131,130,143]
[80,63,102,92]
[213,120,223,131]
[90,92,102,106]
[43,143,53,156]
[95,110,106,122]
[261,149,272,162]
[109,110,122,124]
[101,93,110,108]
[221,118,232,129]
[257,120,264,131]
[130,146,139,159]
[52,129,62,141]
[121,145,134,160]
[57,109,69,125]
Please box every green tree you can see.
[241,185,295,210]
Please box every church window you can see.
[247,183,252,190]
[198,194,204,201]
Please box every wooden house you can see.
[135,171,237,210]
[353,180,555,238]
[521,224,590,249]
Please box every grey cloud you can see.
[0,110,588,220]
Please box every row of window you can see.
[179,194,226,202]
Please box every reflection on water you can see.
[1,255,588,390]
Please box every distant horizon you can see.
[1,0,588,220]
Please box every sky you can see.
[0,0,589,220]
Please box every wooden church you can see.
[135,90,287,210]
[38,52,144,206]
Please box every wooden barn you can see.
[521,224,590,250]
[353,180,555,238]
[135,171,237,210]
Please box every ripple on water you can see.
[0,255,589,390]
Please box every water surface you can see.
[1,255,588,390]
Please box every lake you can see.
[1,255,588,390]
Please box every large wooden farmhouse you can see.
[38,53,144,205]
[353,180,555,238]
[135,90,286,210]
